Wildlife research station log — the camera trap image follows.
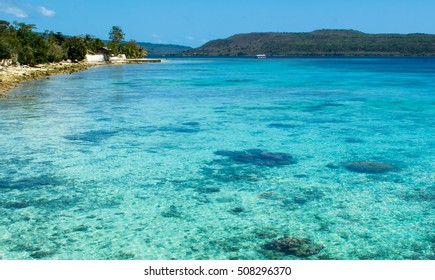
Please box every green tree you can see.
[82,34,105,54]
[0,21,11,59]
[120,40,147,58]
[108,26,125,55]
[14,22,49,65]
[0,22,20,62]
[109,26,124,44]
[47,42,66,62]
[64,36,86,61]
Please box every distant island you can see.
[182,29,435,56]
[137,42,191,56]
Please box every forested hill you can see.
[182,30,435,56]
[137,42,191,56]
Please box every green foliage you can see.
[107,41,120,55]
[108,26,124,55]
[120,40,147,58]
[89,38,105,53]
[64,37,87,61]
[47,42,66,62]
[107,26,148,58]
[185,30,435,56]
[109,26,125,44]
[0,20,148,65]
[137,42,191,56]
[14,22,49,65]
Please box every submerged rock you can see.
[64,130,118,143]
[262,236,324,257]
[268,123,297,129]
[182,121,200,126]
[161,205,182,218]
[30,250,56,259]
[215,149,296,167]
[158,126,199,133]
[229,207,245,215]
[343,161,395,174]
[197,186,221,194]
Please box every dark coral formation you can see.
[182,121,200,126]
[229,207,245,215]
[343,161,395,174]
[215,149,296,167]
[161,205,182,218]
[159,125,200,133]
[0,174,64,189]
[64,130,118,143]
[196,186,221,194]
[262,236,324,257]
[268,123,297,129]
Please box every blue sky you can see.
[1,0,435,47]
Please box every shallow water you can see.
[0,57,434,260]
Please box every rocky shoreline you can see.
[0,62,98,96]
[0,59,163,97]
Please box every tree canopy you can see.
[108,26,147,58]
[109,26,124,44]
[184,30,435,56]
[0,21,147,65]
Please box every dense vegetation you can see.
[0,21,147,65]
[183,30,435,56]
[137,42,192,56]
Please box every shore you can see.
[0,59,163,96]
[0,62,95,96]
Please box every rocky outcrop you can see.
[215,149,297,167]
[342,161,395,174]
[262,236,324,257]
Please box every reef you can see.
[268,123,297,129]
[262,236,324,257]
[214,149,296,167]
[229,207,245,215]
[64,130,118,143]
[161,205,182,218]
[342,161,395,174]
[196,186,221,194]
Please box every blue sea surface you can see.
[0,57,434,259]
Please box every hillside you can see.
[182,30,435,56]
[137,42,192,56]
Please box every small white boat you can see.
[256,54,267,59]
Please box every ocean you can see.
[0,57,434,259]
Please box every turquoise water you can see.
[0,57,434,260]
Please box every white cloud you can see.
[186,36,195,41]
[37,6,55,17]
[0,2,28,18]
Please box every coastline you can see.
[0,59,163,96]
[0,62,95,96]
